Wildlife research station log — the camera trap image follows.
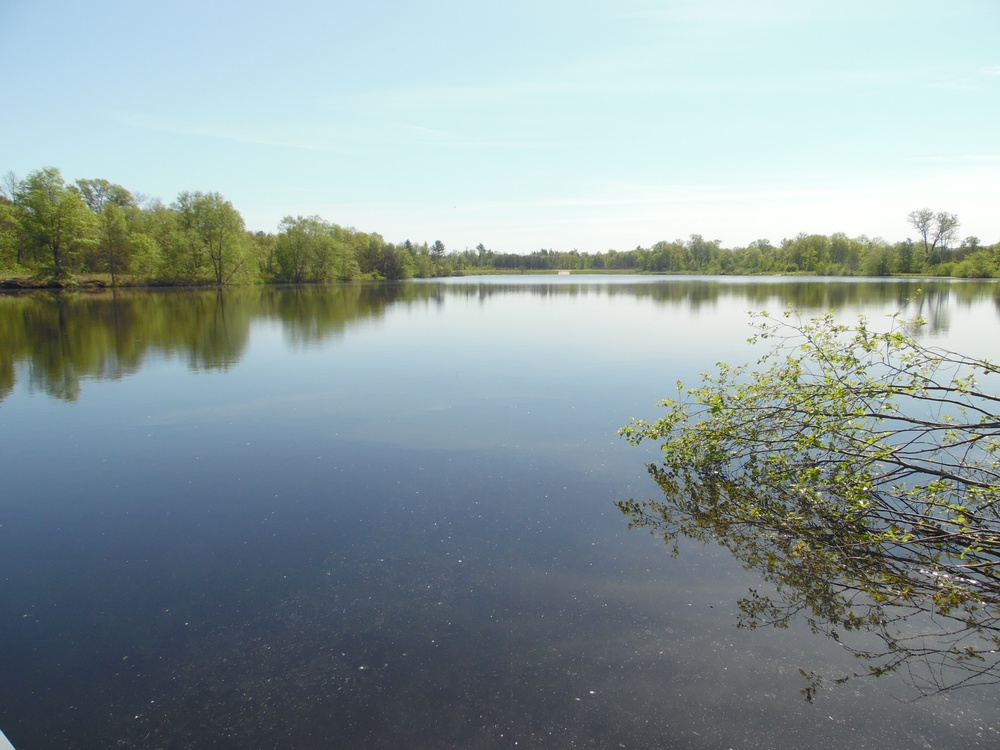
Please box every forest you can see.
[1,166,998,285]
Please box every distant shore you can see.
[1,269,991,295]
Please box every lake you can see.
[1,276,999,748]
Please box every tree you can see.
[77,179,136,284]
[860,238,895,277]
[130,200,175,279]
[170,191,206,277]
[96,202,131,285]
[431,239,445,260]
[14,167,95,277]
[785,233,831,273]
[908,209,960,266]
[275,215,323,283]
[620,308,1000,697]
[0,172,21,269]
[475,242,492,267]
[0,196,20,270]
[274,215,358,283]
[174,192,252,285]
[76,178,133,214]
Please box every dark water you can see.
[1,277,999,749]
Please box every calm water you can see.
[1,277,999,749]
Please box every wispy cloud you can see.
[347,77,635,111]
[906,154,1000,164]
[355,56,947,114]
[983,65,1000,76]
[390,123,561,151]
[336,53,660,113]
[627,0,821,27]
[110,111,351,154]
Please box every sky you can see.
[2,0,998,253]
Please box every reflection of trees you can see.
[0,284,458,402]
[619,311,1000,700]
[0,291,253,399]
[1,279,997,403]
[260,284,398,346]
[14,294,146,400]
[433,278,998,331]
[0,291,300,400]
[179,290,249,371]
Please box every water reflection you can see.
[2,278,998,403]
[618,300,1000,700]
[619,476,1000,700]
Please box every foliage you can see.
[909,209,961,266]
[176,192,252,286]
[0,197,20,269]
[1,166,996,282]
[13,168,95,278]
[619,308,1000,697]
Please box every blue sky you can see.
[2,0,997,253]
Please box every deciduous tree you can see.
[174,192,252,285]
[14,167,95,277]
[908,209,960,266]
[77,179,136,284]
[274,215,358,283]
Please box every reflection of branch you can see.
[619,309,1000,699]
[622,486,1000,699]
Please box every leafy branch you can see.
[619,307,1000,698]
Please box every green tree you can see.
[860,239,895,276]
[275,215,324,283]
[0,196,20,270]
[130,200,176,280]
[377,242,415,279]
[97,202,132,284]
[953,249,998,279]
[274,215,358,283]
[166,192,206,278]
[410,243,435,277]
[784,233,831,273]
[76,178,133,215]
[200,193,250,285]
[77,179,137,284]
[251,230,277,279]
[908,209,960,266]
[620,309,1000,696]
[14,167,95,278]
[176,192,253,285]
[475,242,490,267]
[687,234,721,273]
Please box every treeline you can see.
[0,167,453,285]
[459,231,1000,278]
[1,166,997,284]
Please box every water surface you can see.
[1,277,999,748]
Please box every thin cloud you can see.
[390,123,561,151]
[110,112,352,154]
[627,0,821,27]
[325,183,881,217]
[338,54,660,113]
[338,53,929,115]
[906,154,1000,164]
[348,77,632,110]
